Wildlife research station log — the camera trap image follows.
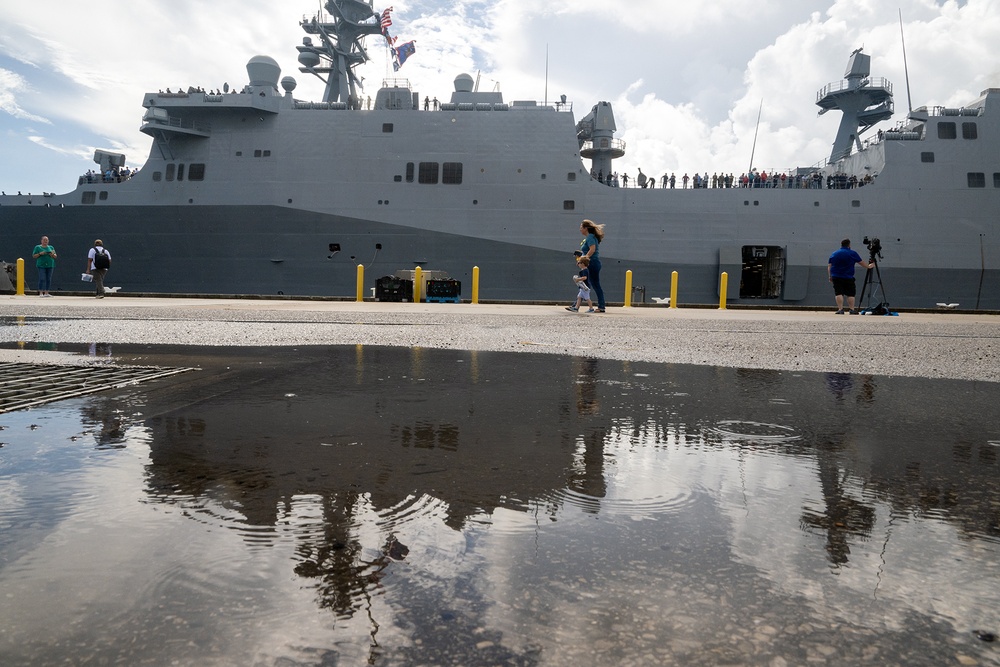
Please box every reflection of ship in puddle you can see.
[131,346,609,619]
[82,345,998,622]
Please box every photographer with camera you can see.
[828,238,874,314]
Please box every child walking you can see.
[566,256,595,312]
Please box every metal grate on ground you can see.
[0,362,196,414]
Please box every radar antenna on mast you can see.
[296,0,383,107]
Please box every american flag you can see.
[380,7,393,31]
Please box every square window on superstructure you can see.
[563,200,575,210]
[442,162,463,184]
[968,172,986,188]
[189,164,206,181]
[921,152,935,163]
[994,173,1000,188]
[81,191,96,205]
[937,122,957,139]
[383,123,394,133]
[419,162,439,184]
[962,122,978,139]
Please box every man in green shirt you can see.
[31,236,57,297]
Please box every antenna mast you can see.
[544,44,549,106]
[899,9,914,114]
[748,99,763,175]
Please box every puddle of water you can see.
[0,345,998,666]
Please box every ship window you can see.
[189,163,205,181]
[382,123,394,133]
[152,172,162,182]
[165,163,175,181]
[405,162,414,183]
[921,152,935,163]
[263,150,271,157]
[235,151,243,157]
[968,172,986,188]
[177,164,185,181]
[851,200,860,207]
[254,150,262,158]
[394,175,402,182]
[962,122,978,139]
[563,200,575,210]
[994,173,1000,188]
[740,246,785,299]
[442,162,463,184]
[418,162,439,184]
[567,173,576,181]
[81,191,96,205]
[937,122,957,139]
[99,191,108,201]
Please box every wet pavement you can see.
[0,344,998,666]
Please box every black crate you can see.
[426,279,461,300]
[374,275,414,302]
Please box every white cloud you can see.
[0,68,49,123]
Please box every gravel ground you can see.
[1,296,998,382]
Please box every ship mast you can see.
[816,49,894,164]
[297,0,383,107]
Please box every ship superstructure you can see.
[1,1,998,309]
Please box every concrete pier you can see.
[1,295,998,382]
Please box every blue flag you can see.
[393,41,416,71]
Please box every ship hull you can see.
[3,40,999,309]
[3,199,998,309]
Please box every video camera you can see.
[863,236,883,261]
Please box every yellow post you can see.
[356,264,364,302]
[472,266,480,304]
[413,266,422,303]
[624,270,633,308]
[669,270,678,308]
[16,258,24,296]
[719,272,728,310]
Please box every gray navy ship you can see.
[2,0,999,309]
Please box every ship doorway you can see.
[740,246,785,298]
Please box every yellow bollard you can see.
[356,264,365,302]
[472,266,480,304]
[719,272,728,310]
[669,270,678,308]
[16,258,24,296]
[624,270,633,308]
[413,266,422,303]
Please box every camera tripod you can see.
[857,257,890,315]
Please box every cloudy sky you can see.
[1,0,998,195]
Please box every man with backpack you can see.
[86,240,112,298]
